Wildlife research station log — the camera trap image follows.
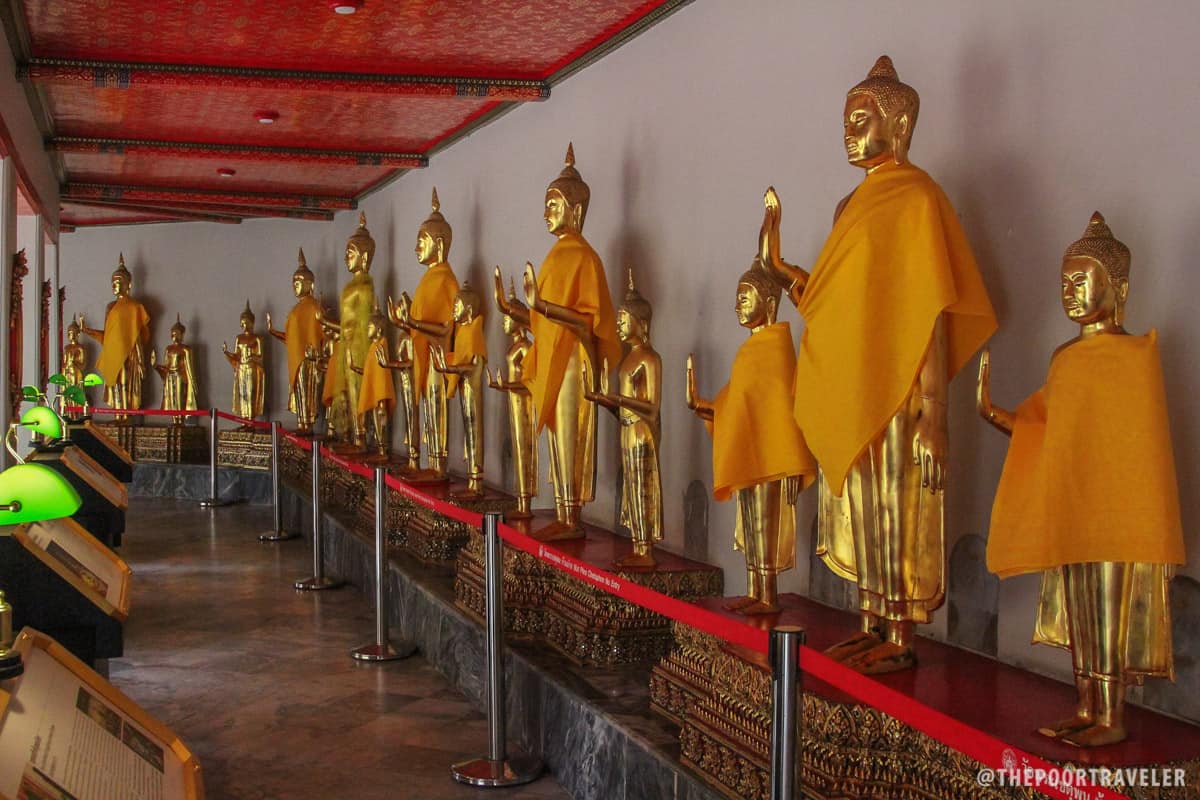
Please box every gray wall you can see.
[59,1,1200,698]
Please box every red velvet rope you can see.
[214,410,272,430]
[63,405,208,418]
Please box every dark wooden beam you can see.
[69,196,335,223]
[49,137,427,168]
[21,58,550,101]
[64,199,242,225]
[63,182,355,211]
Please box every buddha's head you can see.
[1061,211,1130,327]
[345,212,376,274]
[111,253,132,297]
[844,55,919,170]
[170,314,186,344]
[545,143,590,236]
[416,188,453,266]
[617,267,652,344]
[500,278,528,336]
[367,301,387,341]
[453,281,482,325]
[293,247,315,298]
[66,317,80,344]
[240,301,255,333]
[735,257,781,330]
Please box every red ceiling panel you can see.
[40,81,499,152]
[59,202,184,226]
[22,0,667,80]
[62,150,396,196]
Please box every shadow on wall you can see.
[682,479,708,562]
[1141,574,1200,724]
[947,533,998,657]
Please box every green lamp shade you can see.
[63,387,86,406]
[21,386,38,402]
[0,463,83,524]
[20,406,64,440]
[48,373,67,387]
[83,373,104,387]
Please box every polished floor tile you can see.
[109,498,569,800]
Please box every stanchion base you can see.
[198,497,232,508]
[294,576,344,591]
[351,641,416,662]
[451,755,544,787]
[258,530,299,542]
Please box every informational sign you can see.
[15,520,130,619]
[0,629,202,800]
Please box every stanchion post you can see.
[769,625,805,800]
[451,512,543,787]
[199,408,231,508]
[259,421,298,542]
[295,442,343,591]
[352,466,416,660]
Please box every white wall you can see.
[60,1,1200,687]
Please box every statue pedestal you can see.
[216,428,272,471]
[92,420,138,459]
[394,475,515,568]
[456,516,724,665]
[651,593,1200,800]
[134,424,207,464]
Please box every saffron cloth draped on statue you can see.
[285,296,323,398]
[410,262,459,397]
[357,338,396,420]
[96,296,150,388]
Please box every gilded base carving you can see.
[93,421,207,463]
[455,528,557,639]
[93,421,139,460]
[216,429,272,470]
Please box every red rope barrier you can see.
[280,430,313,452]
[319,445,373,479]
[214,410,272,430]
[63,405,208,418]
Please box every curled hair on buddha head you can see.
[420,187,453,258]
[621,266,653,331]
[112,252,132,286]
[347,211,377,266]
[1063,211,1131,288]
[240,300,255,325]
[368,297,387,333]
[170,313,186,339]
[293,247,315,284]
[547,142,590,229]
[738,255,783,317]
[847,55,920,139]
[456,280,482,319]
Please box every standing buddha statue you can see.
[759,56,996,671]
[686,259,814,613]
[353,303,396,460]
[223,302,265,424]
[388,188,459,479]
[150,315,199,425]
[521,144,622,540]
[267,248,325,434]
[375,317,419,470]
[489,270,537,518]
[587,268,663,568]
[80,254,151,415]
[431,282,487,498]
[61,317,86,390]
[979,213,1184,747]
[321,213,377,449]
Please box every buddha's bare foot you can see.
[1063,723,1127,748]
[843,641,916,674]
[1036,713,1094,739]
[614,551,656,569]
[723,595,758,612]
[530,520,585,542]
[823,631,882,662]
[401,467,449,485]
[507,507,533,520]
[739,599,782,615]
[449,486,484,501]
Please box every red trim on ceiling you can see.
[63,183,355,210]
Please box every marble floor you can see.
[108,498,570,800]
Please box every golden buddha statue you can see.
[222,301,265,424]
[686,259,813,613]
[587,268,662,568]
[352,302,396,460]
[489,270,537,518]
[61,316,86,390]
[521,144,622,540]
[149,315,198,425]
[79,254,150,414]
[267,248,325,434]
[979,213,1184,747]
[388,188,459,479]
[320,213,378,449]
[375,315,419,470]
[431,281,487,498]
[759,56,996,670]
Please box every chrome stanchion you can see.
[353,466,416,661]
[198,408,230,508]
[295,441,343,591]
[769,625,805,800]
[258,421,297,542]
[452,512,543,787]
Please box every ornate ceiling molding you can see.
[62,182,355,211]
[48,137,428,168]
[64,199,242,225]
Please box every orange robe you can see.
[285,296,323,395]
[357,338,396,420]
[410,262,459,397]
[524,232,621,432]
[96,296,150,389]
[794,162,997,493]
[448,316,487,371]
